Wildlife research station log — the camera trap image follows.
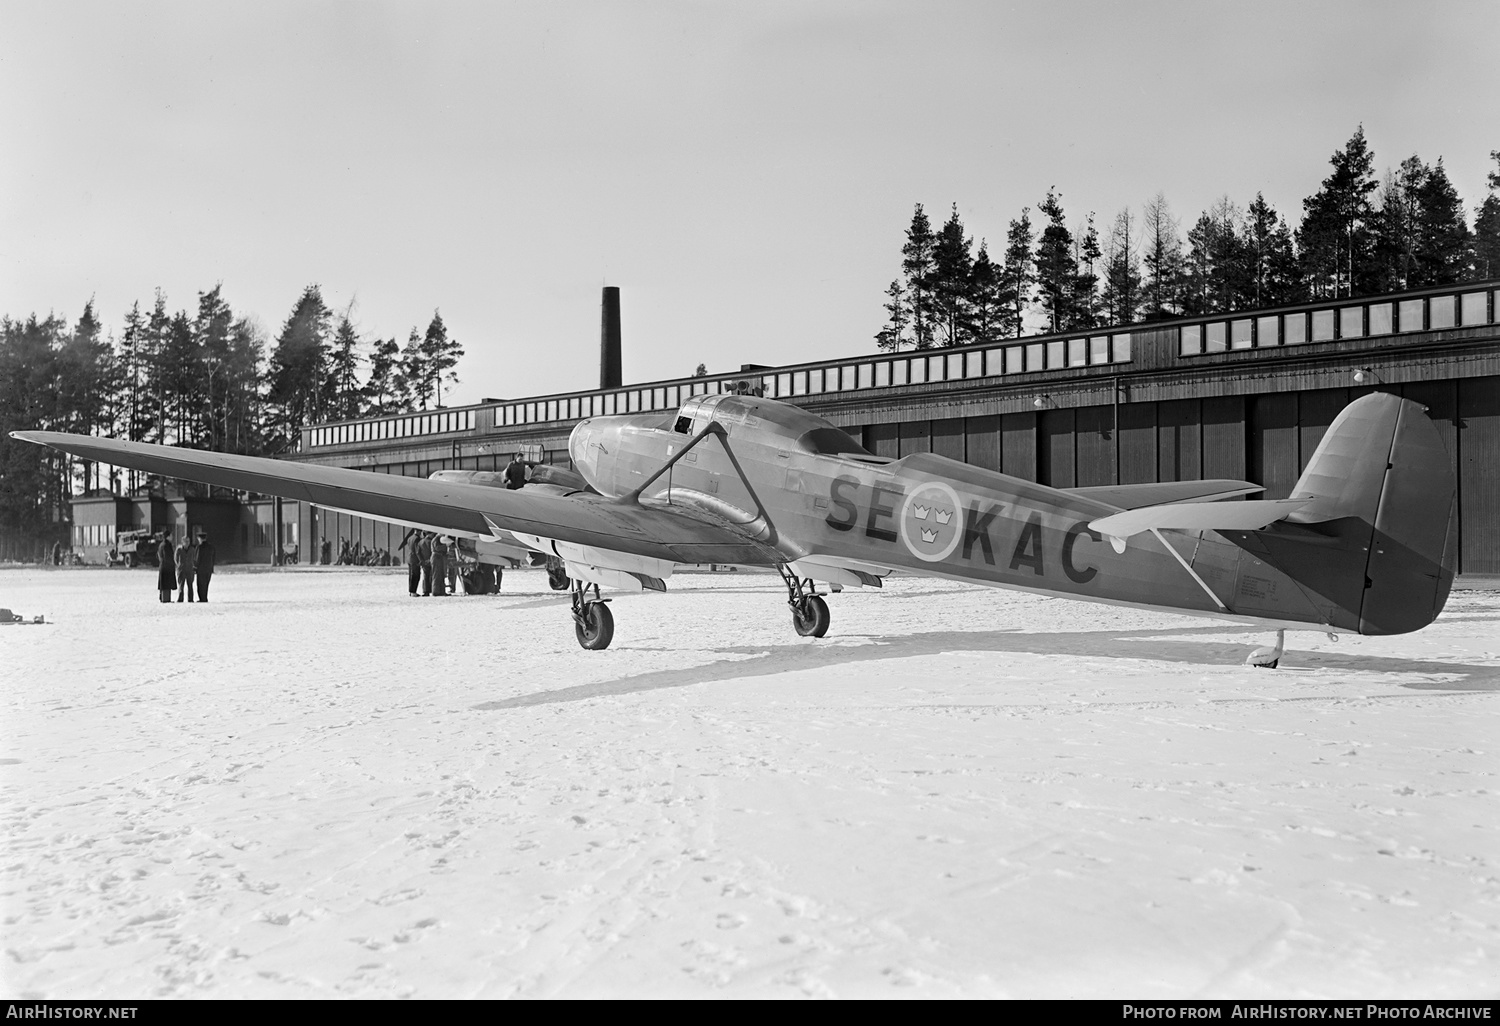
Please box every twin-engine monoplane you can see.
[14,389,1455,662]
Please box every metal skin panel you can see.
[13,390,1455,638]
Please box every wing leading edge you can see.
[11,431,780,566]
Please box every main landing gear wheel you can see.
[575,602,614,650]
[778,564,831,639]
[792,594,830,638]
[570,580,614,650]
[547,563,571,591]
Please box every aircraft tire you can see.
[548,567,571,591]
[575,602,614,650]
[792,595,830,638]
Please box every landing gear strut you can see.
[571,579,614,650]
[778,564,830,638]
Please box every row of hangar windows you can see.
[304,286,1498,450]
[1181,288,1497,355]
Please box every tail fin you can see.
[1227,392,1456,635]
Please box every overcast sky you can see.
[3,0,1497,408]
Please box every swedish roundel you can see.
[899,481,964,562]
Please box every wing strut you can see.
[618,422,780,546]
[1151,528,1228,612]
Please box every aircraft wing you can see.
[11,431,782,566]
[1089,498,1312,541]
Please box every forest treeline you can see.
[0,284,464,559]
[876,129,1500,350]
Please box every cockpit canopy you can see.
[674,392,879,459]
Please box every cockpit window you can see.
[797,427,874,458]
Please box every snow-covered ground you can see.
[2,566,1496,999]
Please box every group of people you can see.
[155,531,215,603]
[406,531,459,597]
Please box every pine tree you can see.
[327,315,363,421]
[999,209,1035,337]
[1412,158,1471,285]
[194,285,235,451]
[1073,213,1102,327]
[874,279,909,352]
[1033,189,1076,332]
[1243,193,1301,306]
[265,284,333,450]
[1298,126,1379,298]
[929,204,974,347]
[400,328,428,409]
[420,310,463,407]
[1473,151,1500,281]
[1100,209,1142,326]
[1140,193,1184,321]
[363,337,401,415]
[967,242,1005,345]
[901,204,936,349]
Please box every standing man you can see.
[503,451,530,490]
[418,532,434,596]
[156,533,176,604]
[176,534,198,603]
[406,531,422,597]
[195,531,216,603]
[431,534,449,597]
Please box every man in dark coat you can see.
[417,532,434,596]
[431,535,449,596]
[407,532,422,596]
[195,532,216,602]
[503,452,530,490]
[156,534,176,603]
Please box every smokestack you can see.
[600,286,622,389]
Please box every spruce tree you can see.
[327,315,363,421]
[1412,158,1471,285]
[265,284,333,450]
[967,242,1005,345]
[929,204,974,347]
[999,209,1035,337]
[1298,126,1379,298]
[1472,151,1500,281]
[901,204,936,349]
[1033,189,1076,332]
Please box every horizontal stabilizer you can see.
[1070,479,1264,511]
[1090,498,1310,544]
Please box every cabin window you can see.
[1312,309,1335,341]
[1089,336,1109,364]
[1111,333,1131,362]
[1026,343,1045,371]
[1460,291,1487,325]
[1205,323,1227,353]
[1368,302,1393,335]
[1256,316,1278,346]
[909,357,927,384]
[1005,347,1024,374]
[1068,338,1087,367]
[892,360,908,386]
